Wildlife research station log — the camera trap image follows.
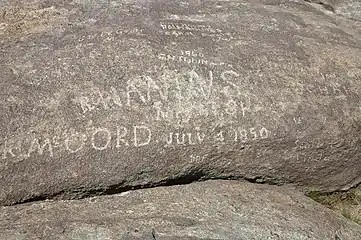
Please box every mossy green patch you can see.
[307,186,361,225]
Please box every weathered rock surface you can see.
[1,0,361,205]
[1,180,361,240]
[308,0,361,21]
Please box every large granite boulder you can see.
[1,0,361,205]
[1,180,361,240]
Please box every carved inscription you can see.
[160,21,238,42]
[2,63,355,165]
[73,69,260,123]
[158,49,232,68]
[160,22,221,33]
[305,83,354,97]
[164,126,269,146]
[1,125,153,161]
[190,154,208,163]
[1,125,270,162]
[234,127,269,142]
[78,27,146,43]
[3,57,355,166]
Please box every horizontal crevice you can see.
[7,171,285,207]
[303,0,335,12]
[10,169,212,206]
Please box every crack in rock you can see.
[304,0,335,12]
[8,174,286,206]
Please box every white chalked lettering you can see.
[215,131,225,143]
[1,123,272,161]
[225,99,237,115]
[91,128,112,151]
[94,88,110,110]
[234,127,270,143]
[305,83,354,97]
[74,69,259,121]
[133,126,152,147]
[160,22,167,30]
[158,51,216,66]
[78,96,95,114]
[146,76,168,102]
[250,128,257,140]
[293,117,302,125]
[239,129,248,143]
[65,131,85,153]
[160,21,221,35]
[95,87,123,109]
[166,129,207,146]
[240,100,251,117]
[2,140,17,159]
[52,135,61,148]
[181,50,204,58]
[187,70,213,99]
[190,154,208,163]
[27,138,53,158]
[221,70,240,90]
[126,80,147,106]
[221,71,253,117]
[196,130,206,143]
[260,127,269,139]
[166,132,173,145]
[154,102,169,121]
[175,133,186,145]
[110,87,123,107]
[116,126,129,147]
[187,133,196,145]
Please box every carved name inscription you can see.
[77,27,146,43]
[1,125,270,162]
[2,0,361,208]
[0,64,278,164]
[160,21,239,42]
[1,125,153,161]
[158,49,233,68]
[2,63,356,164]
[305,83,354,97]
[73,69,260,123]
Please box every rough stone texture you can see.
[1,180,361,240]
[308,0,361,21]
[335,1,361,22]
[1,0,361,205]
